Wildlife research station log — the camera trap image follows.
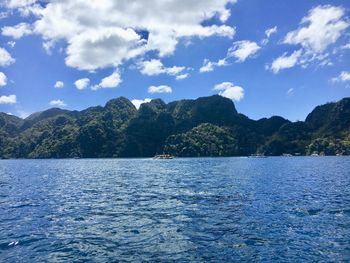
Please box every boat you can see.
[153,154,174,159]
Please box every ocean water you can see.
[0,157,349,262]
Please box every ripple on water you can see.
[0,157,349,262]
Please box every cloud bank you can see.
[3,0,236,72]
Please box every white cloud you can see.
[176,73,189,80]
[0,72,7,86]
[332,71,350,82]
[342,43,350,49]
[214,82,244,101]
[54,81,64,89]
[199,58,228,73]
[262,26,278,45]
[74,78,90,90]
[228,41,261,62]
[284,5,349,53]
[200,40,260,72]
[0,47,15,67]
[269,5,349,74]
[99,71,122,88]
[148,85,172,94]
[5,0,38,9]
[139,59,164,75]
[2,23,32,39]
[167,66,186,76]
[131,98,152,109]
[92,70,122,90]
[7,41,16,48]
[265,26,277,38]
[0,94,16,104]
[139,59,186,77]
[270,50,302,74]
[200,59,215,73]
[5,0,236,71]
[49,99,67,107]
[200,40,260,73]
[65,28,146,71]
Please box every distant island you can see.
[0,95,349,158]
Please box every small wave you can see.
[8,241,19,246]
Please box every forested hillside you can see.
[0,96,349,158]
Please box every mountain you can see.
[0,95,349,158]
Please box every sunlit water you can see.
[0,157,349,262]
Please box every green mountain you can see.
[0,95,349,158]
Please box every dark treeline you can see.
[0,95,349,158]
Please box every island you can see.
[0,95,349,158]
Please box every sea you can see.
[0,157,349,262]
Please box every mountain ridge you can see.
[0,95,349,158]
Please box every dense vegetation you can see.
[0,95,349,158]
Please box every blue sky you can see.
[0,0,349,121]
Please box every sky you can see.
[0,0,349,121]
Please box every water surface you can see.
[0,157,350,262]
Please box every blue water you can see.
[0,157,349,262]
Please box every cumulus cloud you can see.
[0,47,15,67]
[54,81,64,88]
[131,98,152,109]
[270,50,302,74]
[214,82,244,101]
[92,71,122,90]
[138,59,186,78]
[199,58,228,73]
[200,40,260,73]
[284,5,348,53]
[200,59,215,73]
[6,0,236,71]
[139,59,165,75]
[0,94,16,104]
[148,85,172,94]
[65,28,146,71]
[0,72,7,86]
[176,73,189,80]
[49,99,66,107]
[99,71,122,88]
[269,5,349,73]
[331,71,350,82]
[228,41,261,62]
[1,23,32,39]
[74,78,90,90]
